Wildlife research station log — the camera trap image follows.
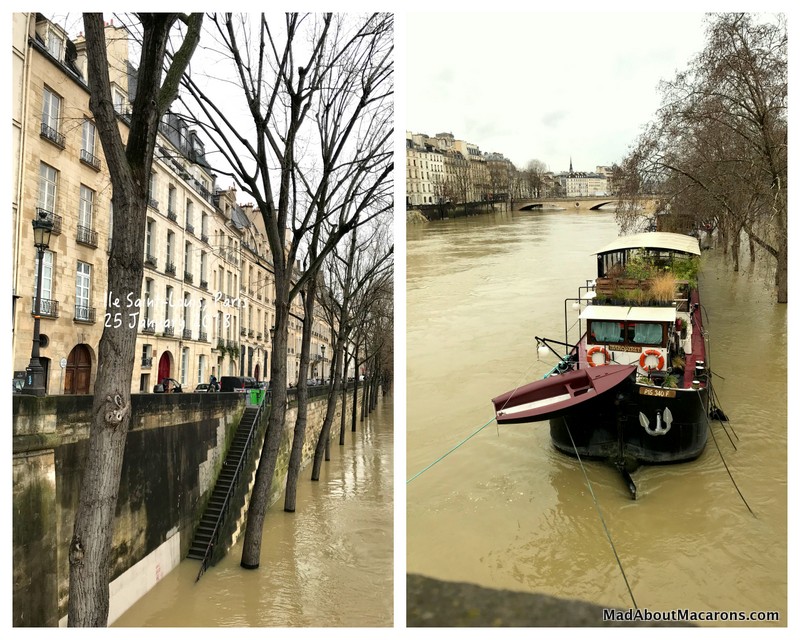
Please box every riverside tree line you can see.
[615,13,787,303]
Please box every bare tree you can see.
[310,222,393,479]
[178,12,393,569]
[523,159,547,198]
[68,13,202,627]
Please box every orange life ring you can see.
[639,349,665,371]
[587,346,610,367]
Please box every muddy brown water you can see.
[407,209,786,626]
[114,394,394,627]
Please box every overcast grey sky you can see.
[407,12,712,173]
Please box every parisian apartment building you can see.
[406,130,612,206]
[11,13,332,395]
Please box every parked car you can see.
[219,376,258,393]
[154,377,182,393]
[194,383,211,392]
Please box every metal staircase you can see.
[187,402,263,579]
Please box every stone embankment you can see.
[406,575,693,627]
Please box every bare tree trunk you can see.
[68,13,201,626]
[351,344,360,432]
[241,286,290,568]
[284,283,317,512]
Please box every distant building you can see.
[555,158,610,197]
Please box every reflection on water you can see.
[114,395,393,627]
[407,210,786,626]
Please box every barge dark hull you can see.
[549,385,709,465]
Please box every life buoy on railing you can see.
[639,349,665,371]
[587,346,610,367]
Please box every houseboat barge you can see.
[492,232,712,494]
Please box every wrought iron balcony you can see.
[76,225,98,247]
[31,297,58,318]
[201,233,209,244]
[165,262,176,276]
[184,271,193,284]
[141,356,153,368]
[167,209,177,222]
[248,330,254,337]
[37,208,62,235]
[74,305,96,323]
[163,326,175,337]
[240,328,247,337]
[80,149,101,171]
[199,331,208,342]
[200,280,208,291]
[40,122,65,148]
[182,328,192,340]
[186,223,195,235]
[142,321,156,334]
[148,197,159,211]
[144,254,158,269]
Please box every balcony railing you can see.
[163,326,175,337]
[40,122,65,148]
[167,209,177,222]
[142,321,156,335]
[165,262,176,276]
[199,331,208,342]
[76,225,98,248]
[144,254,158,269]
[36,208,62,235]
[74,305,96,323]
[201,233,209,244]
[240,328,247,337]
[226,339,235,349]
[216,339,225,351]
[184,271,193,284]
[200,280,208,291]
[148,197,159,211]
[80,149,101,171]
[31,297,58,318]
[141,356,153,368]
[186,223,195,235]
[182,328,192,340]
[248,330,254,337]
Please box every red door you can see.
[158,352,171,384]
[64,344,91,394]
[254,363,260,381]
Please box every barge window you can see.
[590,321,624,343]
[628,322,664,345]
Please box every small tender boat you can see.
[492,231,720,495]
[493,364,636,424]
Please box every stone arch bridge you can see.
[515,197,656,213]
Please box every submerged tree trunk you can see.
[241,281,291,568]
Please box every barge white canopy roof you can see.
[581,305,677,322]
[594,232,701,256]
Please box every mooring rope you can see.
[698,394,756,518]
[406,416,497,484]
[565,422,639,611]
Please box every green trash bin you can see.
[250,389,265,405]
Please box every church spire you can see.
[569,156,573,173]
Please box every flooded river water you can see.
[406,209,786,626]
[114,394,394,627]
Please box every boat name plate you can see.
[639,387,677,398]
[609,345,651,353]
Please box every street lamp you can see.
[320,344,326,384]
[23,209,54,396]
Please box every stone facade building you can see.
[12,13,332,395]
